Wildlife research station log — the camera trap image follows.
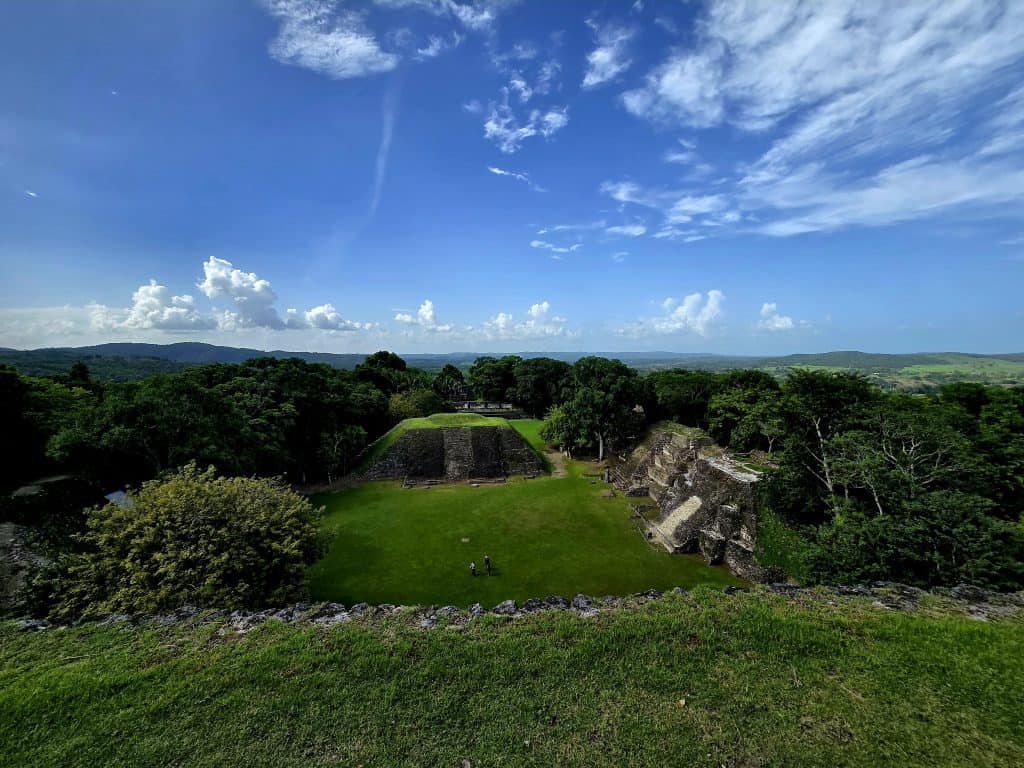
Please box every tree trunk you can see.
[597,432,605,461]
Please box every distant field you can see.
[310,449,741,607]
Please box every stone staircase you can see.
[612,427,769,581]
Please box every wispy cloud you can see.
[530,239,583,254]
[264,0,399,80]
[581,19,634,89]
[537,220,606,235]
[606,223,647,237]
[370,80,401,216]
[618,0,1024,237]
[487,165,545,192]
[24,190,38,198]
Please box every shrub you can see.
[53,464,323,616]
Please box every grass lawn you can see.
[309,448,742,606]
[3,591,1022,767]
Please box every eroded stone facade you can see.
[365,426,543,481]
[612,429,776,582]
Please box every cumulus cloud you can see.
[298,304,371,332]
[758,302,795,331]
[618,290,725,337]
[483,300,575,340]
[264,0,399,80]
[581,20,634,89]
[90,281,215,332]
[395,299,453,332]
[197,257,287,330]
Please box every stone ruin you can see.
[364,425,543,481]
[611,428,774,582]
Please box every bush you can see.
[52,464,323,617]
[807,492,1024,589]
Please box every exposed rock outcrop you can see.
[365,426,543,481]
[612,428,777,582]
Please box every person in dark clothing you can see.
[484,555,492,576]
[470,561,476,577]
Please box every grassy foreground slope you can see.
[2,590,1022,767]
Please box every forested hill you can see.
[3,344,1024,388]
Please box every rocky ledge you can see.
[14,583,1024,634]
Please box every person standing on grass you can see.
[485,555,492,576]
[470,561,476,577]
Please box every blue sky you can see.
[2,0,1023,355]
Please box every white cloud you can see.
[483,300,575,340]
[24,190,38,198]
[612,251,628,262]
[415,34,460,59]
[606,224,647,237]
[537,220,606,235]
[374,0,515,31]
[394,299,453,332]
[619,290,725,337]
[264,0,399,80]
[509,71,533,103]
[619,1,1024,236]
[487,165,545,192]
[90,281,215,331]
[539,106,568,136]
[302,303,367,331]
[530,239,582,254]
[535,60,560,95]
[758,302,795,331]
[483,92,569,153]
[581,20,634,89]
[197,256,287,330]
[370,83,400,216]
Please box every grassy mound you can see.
[355,413,519,473]
[2,590,1022,767]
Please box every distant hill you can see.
[2,343,1023,389]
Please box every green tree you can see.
[648,369,723,427]
[432,363,467,402]
[467,355,522,401]
[510,357,571,417]
[54,464,323,616]
[388,389,447,422]
[541,357,647,460]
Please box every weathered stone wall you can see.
[611,428,777,582]
[365,426,543,481]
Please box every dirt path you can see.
[546,450,568,478]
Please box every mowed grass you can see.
[309,443,742,606]
[3,591,1023,767]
